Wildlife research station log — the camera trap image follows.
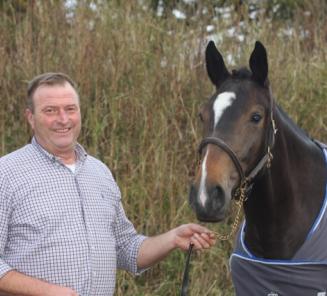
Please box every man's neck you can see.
[32,137,79,165]
[55,151,76,165]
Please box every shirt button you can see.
[92,271,97,277]
[91,246,95,251]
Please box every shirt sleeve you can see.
[0,170,14,278]
[114,201,147,275]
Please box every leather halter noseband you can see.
[180,93,277,296]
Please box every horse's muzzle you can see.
[189,184,227,222]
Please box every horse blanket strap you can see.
[230,147,327,296]
[180,243,194,296]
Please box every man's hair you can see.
[27,72,78,112]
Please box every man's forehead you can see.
[33,82,79,104]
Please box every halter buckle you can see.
[272,118,278,135]
[267,146,273,168]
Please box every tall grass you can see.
[0,1,326,295]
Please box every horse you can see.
[188,41,327,295]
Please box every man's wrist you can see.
[166,228,180,250]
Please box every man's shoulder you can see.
[85,155,113,175]
[0,144,37,189]
[0,143,35,168]
[85,154,107,169]
[83,154,118,184]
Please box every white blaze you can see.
[198,91,237,207]
[199,152,209,207]
[213,92,236,127]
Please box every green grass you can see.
[0,1,326,295]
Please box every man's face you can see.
[26,82,81,157]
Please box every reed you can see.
[0,1,326,295]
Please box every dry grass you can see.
[0,1,326,295]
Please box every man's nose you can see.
[57,109,69,123]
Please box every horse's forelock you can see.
[231,67,252,80]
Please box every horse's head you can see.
[189,41,275,222]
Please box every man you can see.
[0,73,215,295]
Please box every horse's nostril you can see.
[209,185,225,209]
[214,185,223,197]
[208,185,223,199]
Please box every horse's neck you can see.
[243,106,327,259]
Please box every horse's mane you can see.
[276,105,312,141]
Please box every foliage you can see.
[0,1,326,295]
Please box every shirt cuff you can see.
[133,235,148,275]
[0,260,14,279]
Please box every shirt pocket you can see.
[94,188,119,230]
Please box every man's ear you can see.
[25,108,35,129]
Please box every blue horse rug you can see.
[230,147,327,296]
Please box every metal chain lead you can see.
[211,183,247,241]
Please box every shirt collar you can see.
[31,137,88,164]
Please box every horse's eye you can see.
[198,113,204,122]
[251,113,262,123]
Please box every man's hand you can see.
[172,223,216,251]
[137,223,216,269]
[0,270,79,296]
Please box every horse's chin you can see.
[195,209,227,223]
[196,216,225,223]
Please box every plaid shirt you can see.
[0,138,147,295]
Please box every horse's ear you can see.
[249,41,268,86]
[205,41,230,88]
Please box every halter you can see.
[198,91,277,200]
[180,92,278,296]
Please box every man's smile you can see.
[53,127,72,134]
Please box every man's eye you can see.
[67,107,77,112]
[45,108,55,113]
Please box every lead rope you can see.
[180,243,194,296]
[180,183,248,296]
